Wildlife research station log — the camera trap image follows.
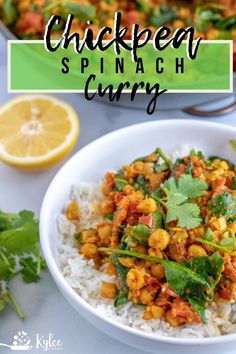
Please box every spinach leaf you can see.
[162,260,210,299]
[132,224,150,245]
[151,210,163,229]
[3,0,17,25]
[136,0,150,14]
[187,253,224,283]
[215,15,236,30]
[114,287,129,307]
[188,297,206,322]
[111,245,129,308]
[100,248,210,297]
[209,192,236,218]
[231,176,236,190]
[104,214,113,222]
[204,227,213,241]
[219,237,234,247]
[135,176,150,196]
[113,176,129,191]
[149,4,178,27]
[64,3,96,20]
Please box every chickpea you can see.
[107,262,116,276]
[219,161,229,170]
[148,229,170,250]
[132,245,148,254]
[148,248,164,258]
[188,244,207,258]
[173,20,184,28]
[133,162,153,176]
[143,305,164,320]
[147,173,163,190]
[165,310,182,327]
[211,217,227,232]
[99,199,115,216]
[151,264,165,280]
[207,28,219,40]
[137,198,157,214]
[227,221,236,234]
[66,200,80,220]
[101,282,117,299]
[80,243,98,259]
[172,229,188,242]
[139,287,153,305]
[101,183,110,196]
[97,224,112,245]
[18,0,30,12]
[80,229,99,244]
[126,267,146,290]
[118,257,136,268]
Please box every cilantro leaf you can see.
[177,174,208,198]
[19,257,43,283]
[165,201,202,229]
[160,174,208,229]
[0,221,39,255]
[164,175,208,198]
[164,177,178,194]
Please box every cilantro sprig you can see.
[0,210,46,319]
[155,174,208,229]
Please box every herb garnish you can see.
[0,210,46,318]
[156,174,208,229]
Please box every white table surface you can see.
[1,33,236,354]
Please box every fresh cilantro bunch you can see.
[0,210,46,319]
[156,174,208,229]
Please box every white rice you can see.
[57,180,236,339]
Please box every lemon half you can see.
[0,95,79,171]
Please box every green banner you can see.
[9,40,232,92]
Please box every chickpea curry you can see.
[67,147,236,327]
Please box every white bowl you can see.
[40,119,236,354]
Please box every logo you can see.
[0,331,32,351]
[0,331,63,352]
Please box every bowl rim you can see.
[40,118,236,346]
